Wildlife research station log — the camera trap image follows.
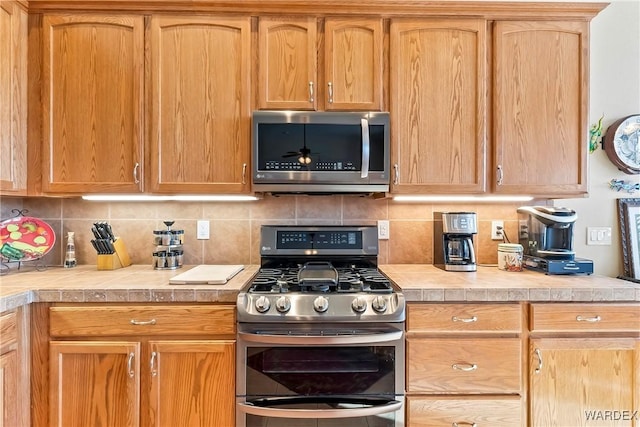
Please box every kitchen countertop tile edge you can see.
[1,264,639,312]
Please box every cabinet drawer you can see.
[408,396,523,427]
[407,337,522,394]
[530,303,640,333]
[408,303,522,333]
[50,305,235,337]
[0,311,17,352]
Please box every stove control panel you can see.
[238,292,405,322]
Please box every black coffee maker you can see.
[517,206,593,274]
[434,212,477,272]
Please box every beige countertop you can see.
[1,264,638,312]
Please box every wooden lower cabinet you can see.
[1,308,29,427]
[408,396,522,427]
[529,303,640,427]
[406,303,525,426]
[45,304,236,427]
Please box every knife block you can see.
[97,238,132,270]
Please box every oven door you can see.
[236,323,405,427]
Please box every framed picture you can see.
[617,198,640,279]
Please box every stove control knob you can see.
[275,296,291,313]
[313,296,329,313]
[351,297,367,313]
[372,296,387,313]
[255,296,271,313]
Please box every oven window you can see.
[246,346,395,397]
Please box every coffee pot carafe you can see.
[434,212,477,272]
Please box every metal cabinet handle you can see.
[327,82,333,104]
[130,319,156,326]
[576,315,601,322]
[453,422,477,427]
[127,352,135,378]
[452,315,478,323]
[308,81,314,103]
[452,363,477,372]
[242,163,247,185]
[133,162,140,184]
[534,348,543,374]
[393,164,399,185]
[496,164,503,186]
[150,351,157,377]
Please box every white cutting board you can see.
[169,265,245,285]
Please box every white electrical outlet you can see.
[491,220,504,240]
[196,220,210,240]
[377,220,390,240]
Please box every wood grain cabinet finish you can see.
[258,17,317,110]
[258,16,383,111]
[149,15,251,193]
[408,396,522,427]
[529,303,640,427]
[406,303,525,425]
[42,14,144,193]
[390,19,487,194]
[493,21,589,196]
[0,1,27,195]
[0,309,29,427]
[47,304,236,427]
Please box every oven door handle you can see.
[238,330,403,345]
[237,399,402,419]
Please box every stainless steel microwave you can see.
[251,111,390,193]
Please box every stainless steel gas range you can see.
[236,225,405,427]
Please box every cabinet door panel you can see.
[149,340,235,427]
[49,341,141,427]
[150,16,251,193]
[324,18,383,111]
[530,338,639,427]
[42,14,144,193]
[390,19,486,193]
[258,17,317,110]
[493,21,588,195]
[0,2,27,194]
[1,350,19,427]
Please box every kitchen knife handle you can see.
[133,162,140,184]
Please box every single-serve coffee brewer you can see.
[434,212,477,272]
[517,206,593,274]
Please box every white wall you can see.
[560,0,640,277]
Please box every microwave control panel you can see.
[263,160,358,171]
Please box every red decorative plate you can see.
[0,216,56,261]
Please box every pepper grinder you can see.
[64,231,77,268]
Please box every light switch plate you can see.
[377,220,389,240]
[586,226,612,245]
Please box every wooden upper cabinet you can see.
[323,18,383,111]
[149,16,251,193]
[390,19,487,193]
[42,14,144,193]
[258,17,317,110]
[493,21,588,196]
[258,17,383,111]
[0,2,27,195]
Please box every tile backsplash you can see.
[1,196,526,267]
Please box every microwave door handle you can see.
[361,118,370,178]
